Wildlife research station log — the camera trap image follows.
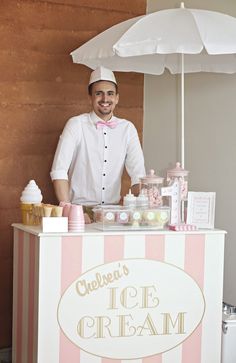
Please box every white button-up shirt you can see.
[50,111,145,205]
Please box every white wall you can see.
[144,0,236,305]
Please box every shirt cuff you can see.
[50,170,68,180]
[131,177,141,186]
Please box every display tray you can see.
[93,223,168,231]
[92,205,170,231]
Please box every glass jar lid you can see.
[167,162,189,178]
[140,169,164,184]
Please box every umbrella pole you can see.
[181,52,185,169]
[181,53,185,224]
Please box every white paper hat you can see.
[89,66,117,85]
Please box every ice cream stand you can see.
[12,175,226,363]
[12,226,225,363]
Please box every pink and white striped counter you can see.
[12,224,225,363]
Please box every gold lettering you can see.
[162,312,186,334]
[113,270,122,280]
[141,286,159,308]
[76,264,129,297]
[77,316,95,338]
[76,280,88,296]
[108,287,118,310]
[77,311,187,340]
[91,280,99,290]
[95,272,103,286]
[137,313,158,336]
[120,286,138,309]
[123,264,129,276]
[95,316,112,338]
[118,314,136,337]
[106,272,114,283]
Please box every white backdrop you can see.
[144,0,236,305]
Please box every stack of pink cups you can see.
[59,202,85,232]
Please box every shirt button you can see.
[102,201,104,204]
[103,174,105,176]
[102,187,105,190]
[104,132,106,135]
[105,146,107,148]
[104,160,107,162]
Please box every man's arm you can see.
[53,179,70,203]
[50,117,78,200]
[125,124,146,189]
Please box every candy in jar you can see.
[167,162,189,201]
[139,169,164,207]
[162,162,189,225]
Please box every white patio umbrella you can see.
[70,2,236,167]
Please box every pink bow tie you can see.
[96,120,117,129]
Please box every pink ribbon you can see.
[96,120,117,129]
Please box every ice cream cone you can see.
[20,180,43,225]
[33,203,42,225]
[52,206,63,217]
[21,203,33,225]
[43,206,52,217]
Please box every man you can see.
[50,66,145,222]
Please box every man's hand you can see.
[84,213,92,224]
[131,184,140,196]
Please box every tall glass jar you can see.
[166,162,189,223]
[167,162,189,201]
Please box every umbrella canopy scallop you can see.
[71,6,236,75]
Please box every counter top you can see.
[12,223,226,237]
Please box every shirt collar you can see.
[89,111,117,126]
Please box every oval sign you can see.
[58,259,205,359]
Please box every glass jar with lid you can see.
[139,169,164,208]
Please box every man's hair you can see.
[88,81,118,95]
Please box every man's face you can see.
[89,81,119,121]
